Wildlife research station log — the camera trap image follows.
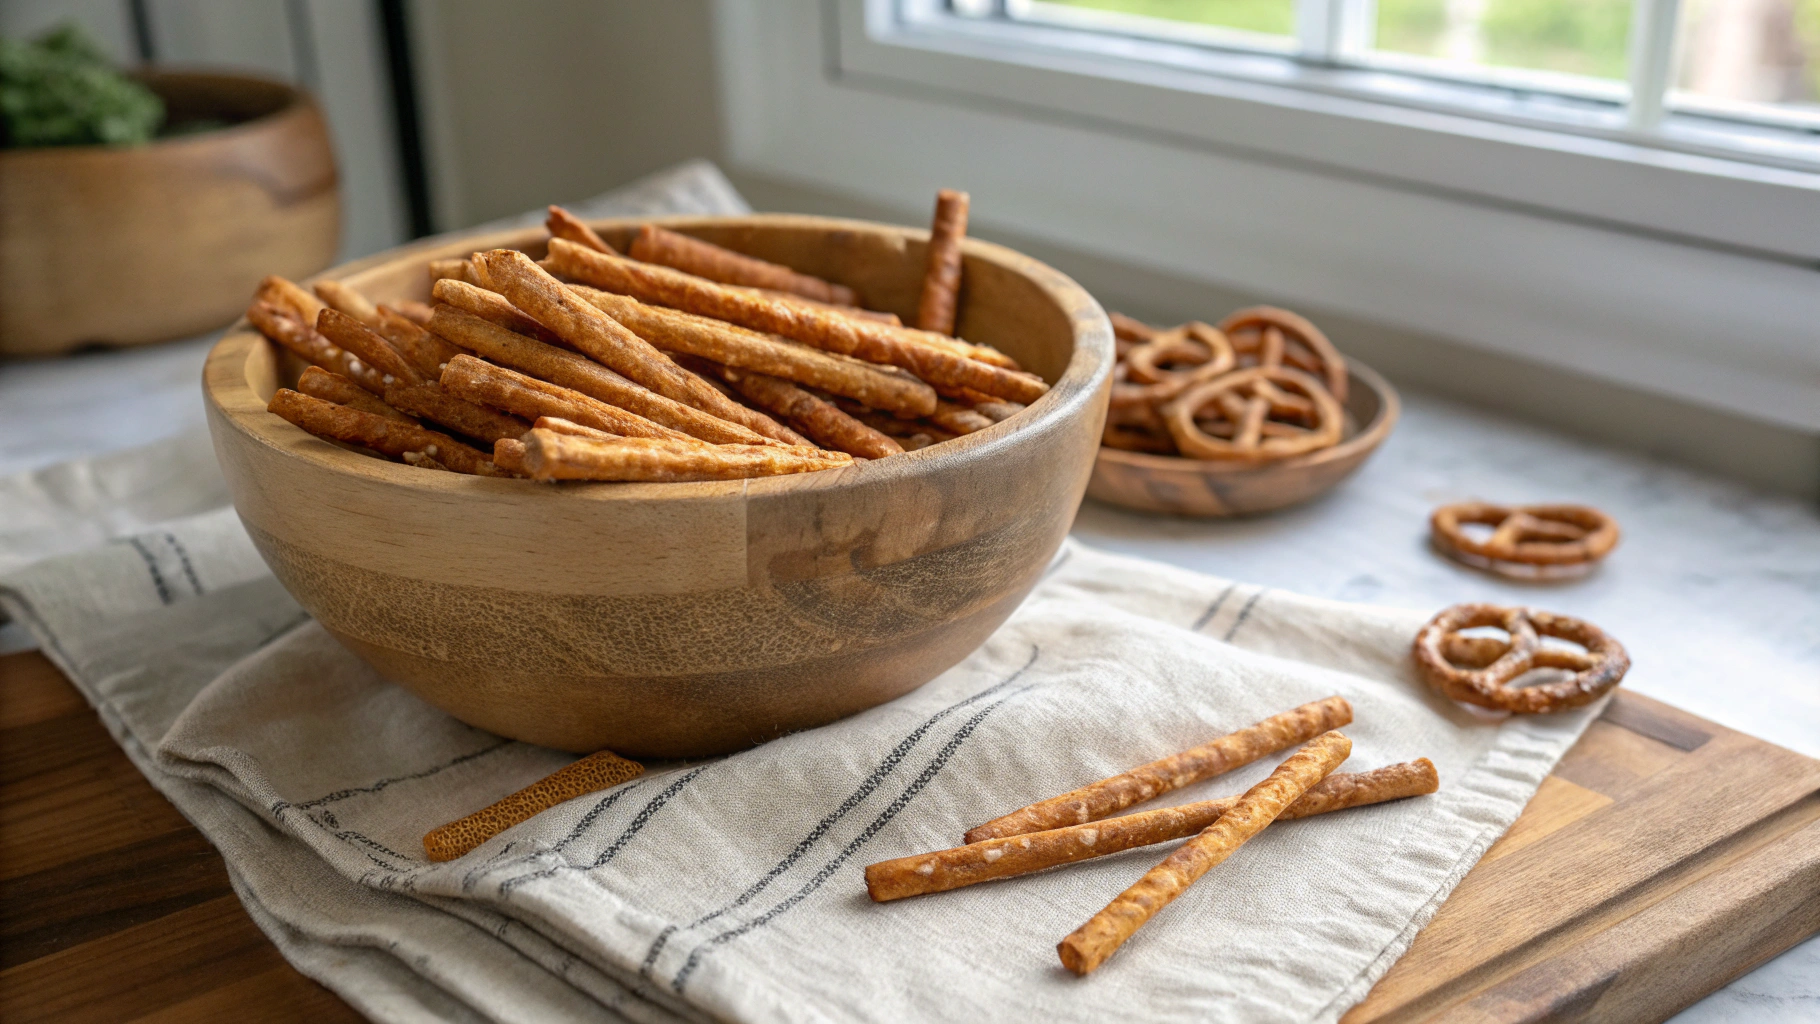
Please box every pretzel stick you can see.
[255,275,326,324]
[439,355,695,442]
[428,258,478,284]
[316,309,426,387]
[916,189,969,335]
[544,239,1045,403]
[546,204,620,255]
[297,366,415,424]
[493,438,528,475]
[426,306,773,445]
[479,249,801,445]
[246,300,387,394]
[568,285,937,416]
[518,428,851,483]
[926,399,994,436]
[383,381,529,444]
[964,695,1353,843]
[313,280,382,325]
[628,223,859,306]
[1058,730,1351,975]
[376,305,469,379]
[391,299,435,325]
[267,389,505,476]
[431,277,566,345]
[422,750,644,862]
[711,364,903,459]
[867,759,1435,902]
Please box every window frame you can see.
[712,0,1820,430]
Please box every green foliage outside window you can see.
[0,24,164,148]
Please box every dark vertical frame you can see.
[378,0,435,239]
[127,0,157,63]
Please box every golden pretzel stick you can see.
[964,696,1353,843]
[867,759,1436,902]
[916,189,970,335]
[423,750,644,862]
[546,204,620,255]
[440,354,694,443]
[316,309,426,387]
[631,223,859,307]
[267,389,506,476]
[255,275,327,325]
[313,279,382,326]
[296,366,415,424]
[1057,730,1352,975]
[247,299,387,394]
[376,305,469,380]
[432,277,566,345]
[518,428,852,483]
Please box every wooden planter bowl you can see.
[203,215,1113,757]
[0,71,339,356]
[1087,360,1399,517]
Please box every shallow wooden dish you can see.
[1086,360,1399,517]
[204,215,1113,757]
[0,71,339,356]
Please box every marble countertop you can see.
[2,338,1815,1023]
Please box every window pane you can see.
[1673,0,1820,118]
[1375,0,1632,81]
[1033,0,1297,38]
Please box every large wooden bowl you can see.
[204,215,1113,757]
[0,71,339,356]
[1087,361,1399,517]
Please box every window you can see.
[945,0,1820,167]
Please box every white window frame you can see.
[713,0,1820,430]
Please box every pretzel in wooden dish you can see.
[1162,365,1343,462]
[1431,502,1620,579]
[1412,603,1629,713]
[1219,305,1348,403]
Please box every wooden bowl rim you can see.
[203,212,1113,504]
[1093,358,1401,477]
[0,69,317,161]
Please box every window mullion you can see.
[1299,0,1375,65]
[1626,0,1682,131]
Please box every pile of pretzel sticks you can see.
[1105,307,1351,464]
[247,189,1049,482]
[864,696,1439,975]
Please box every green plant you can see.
[0,23,163,148]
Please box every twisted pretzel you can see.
[1431,502,1620,578]
[1162,366,1342,462]
[1413,603,1629,713]
[1219,306,1348,403]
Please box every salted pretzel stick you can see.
[255,275,326,324]
[383,381,528,444]
[440,355,694,442]
[964,696,1353,843]
[1058,730,1351,975]
[246,300,387,394]
[391,299,435,325]
[493,438,528,474]
[267,389,505,476]
[313,280,381,325]
[423,750,644,862]
[712,365,903,459]
[426,306,772,445]
[545,204,620,254]
[316,309,426,388]
[297,366,415,424]
[927,399,993,436]
[376,305,469,379]
[917,189,969,335]
[867,759,1435,902]
[428,258,478,285]
[545,239,1046,403]
[568,285,937,416]
[518,428,852,483]
[630,223,859,306]
[480,249,801,445]
[431,277,565,345]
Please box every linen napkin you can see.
[2,492,1601,1024]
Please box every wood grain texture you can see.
[1342,690,1820,1024]
[1086,360,1400,517]
[2,660,1814,1022]
[0,651,361,1024]
[0,72,340,355]
[203,215,1115,757]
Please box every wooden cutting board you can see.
[1344,690,1820,1023]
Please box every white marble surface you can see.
[2,338,1815,1022]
